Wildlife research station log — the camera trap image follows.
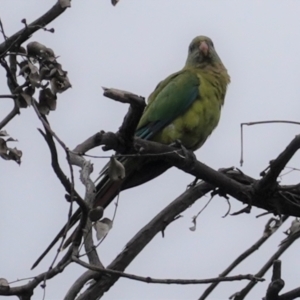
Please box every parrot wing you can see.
[136,70,200,139]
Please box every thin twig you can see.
[82,149,181,159]
[231,218,296,300]
[199,216,288,300]
[32,101,68,149]
[0,253,71,297]
[0,2,68,57]
[240,120,300,166]
[0,58,20,129]
[256,135,300,192]
[0,18,8,40]
[73,256,264,285]
[102,87,146,148]
[0,99,19,130]
[31,124,87,269]
[0,94,16,99]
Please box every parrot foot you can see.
[170,139,197,174]
[183,149,197,170]
[172,139,183,146]
[172,139,190,152]
[172,139,197,168]
[170,139,185,150]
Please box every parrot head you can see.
[185,36,223,68]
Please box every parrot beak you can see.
[199,41,209,56]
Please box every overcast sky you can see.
[1,1,300,299]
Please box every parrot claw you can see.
[170,139,184,149]
[183,149,197,169]
[171,139,197,166]
[169,139,196,166]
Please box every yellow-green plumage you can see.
[136,36,230,151]
[149,70,226,150]
[31,36,230,269]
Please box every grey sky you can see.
[1,1,300,299]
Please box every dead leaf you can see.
[50,75,72,94]
[27,41,55,59]
[39,88,57,113]
[189,216,197,232]
[39,66,51,80]
[108,156,125,181]
[28,62,40,87]
[19,91,32,107]
[0,133,22,164]
[0,130,8,137]
[0,138,8,154]
[93,218,113,241]
[19,61,29,77]
[279,218,300,245]
[89,207,104,222]
[38,106,50,115]
[7,147,22,164]
[0,278,9,287]
[49,68,57,77]
[6,137,18,142]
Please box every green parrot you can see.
[32,35,230,269]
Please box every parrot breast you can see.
[151,72,225,151]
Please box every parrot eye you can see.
[189,44,196,52]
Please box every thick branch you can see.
[279,287,300,300]
[75,181,213,299]
[103,87,146,144]
[64,270,98,300]
[72,129,300,299]
[256,135,300,192]
[264,260,284,300]
[78,130,300,217]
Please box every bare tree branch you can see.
[0,248,72,298]
[27,82,300,299]
[73,256,264,285]
[0,94,16,98]
[199,216,289,300]
[0,58,20,129]
[64,270,98,300]
[0,98,19,129]
[102,87,146,145]
[75,181,213,299]
[264,260,284,300]
[0,1,69,58]
[279,287,300,300]
[32,124,88,270]
[2,2,300,298]
[75,126,300,217]
[256,135,300,192]
[231,230,300,300]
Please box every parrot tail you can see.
[31,157,170,270]
[31,174,122,270]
